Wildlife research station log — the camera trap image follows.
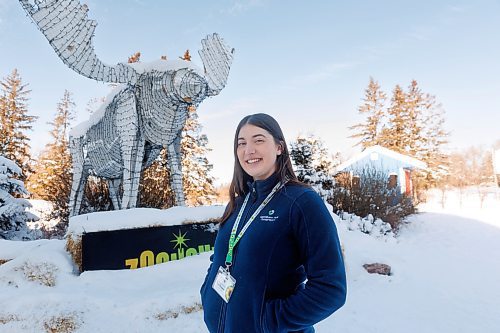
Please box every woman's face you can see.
[237,124,282,181]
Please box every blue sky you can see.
[1,0,499,184]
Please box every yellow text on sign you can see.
[125,244,213,269]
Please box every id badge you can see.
[212,266,236,303]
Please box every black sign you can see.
[82,223,218,271]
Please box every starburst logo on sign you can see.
[171,230,190,249]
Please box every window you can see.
[388,174,397,189]
[352,175,360,190]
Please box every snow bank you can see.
[337,211,394,239]
[2,193,500,332]
[67,206,225,236]
[421,187,499,228]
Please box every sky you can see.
[1,0,499,184]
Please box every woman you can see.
[201,113,346,333]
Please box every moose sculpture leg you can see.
[167,134,185,206]
[107,178,122,210]
[116,92,145,210]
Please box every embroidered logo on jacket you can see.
[260,210,279,222]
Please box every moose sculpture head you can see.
[19,0,234,215]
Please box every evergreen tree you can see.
[349,77,386,149]
[81,176,113,213]
[27,90,75,232]
[353,78,449,191]
[139,148,176,209]
[0,69,37,178]
[379,84,407,153]
[417,94,449,188]
[0,155,39,240]
[404,80,426,156]
[290,135,333,200]
[181,106,216,206]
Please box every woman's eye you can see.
[238,142,246,146]
[256,139,264,144]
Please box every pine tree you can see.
[290,135,333,200]
[379,84,407,153]
[27,90,75,232]
[139,148,176,209]
[181,106,216,206]
[0,155,39,240]
[349,77,386,149]
[290,136,314,182]
[0,69,37,178]
[411,91,449,190]
[352,78,450,192]
[404,80,426,156]
[81,176,113,213]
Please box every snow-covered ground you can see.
[1,188,499,332]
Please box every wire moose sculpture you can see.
[20,0,234,215]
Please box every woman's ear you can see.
[277,143,283,155]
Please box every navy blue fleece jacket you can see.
[200,174,347,333]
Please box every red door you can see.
[405,170,411,195]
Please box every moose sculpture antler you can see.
[19,0,234,215]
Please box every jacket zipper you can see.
[217,250,240,333]
[217,302,227,333]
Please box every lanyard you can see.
[225,181,285,268]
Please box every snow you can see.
[335,145,427,173]
[0,156,22,176]
[127,59,203,76]
[419,187,499,228]
[67,205,225,235]
[0,156,38,240]
[1,189,499,332]
[69,84,125,138]
[26,199,59,230]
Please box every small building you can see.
[493,149,500,187]
[334,145,427,199]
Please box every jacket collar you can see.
[247,172,280,201]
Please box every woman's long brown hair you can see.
[220,113,304,223]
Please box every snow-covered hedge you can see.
[338,211,395,239]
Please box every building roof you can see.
[335,145,427,173]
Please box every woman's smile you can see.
[246,158,262,164]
